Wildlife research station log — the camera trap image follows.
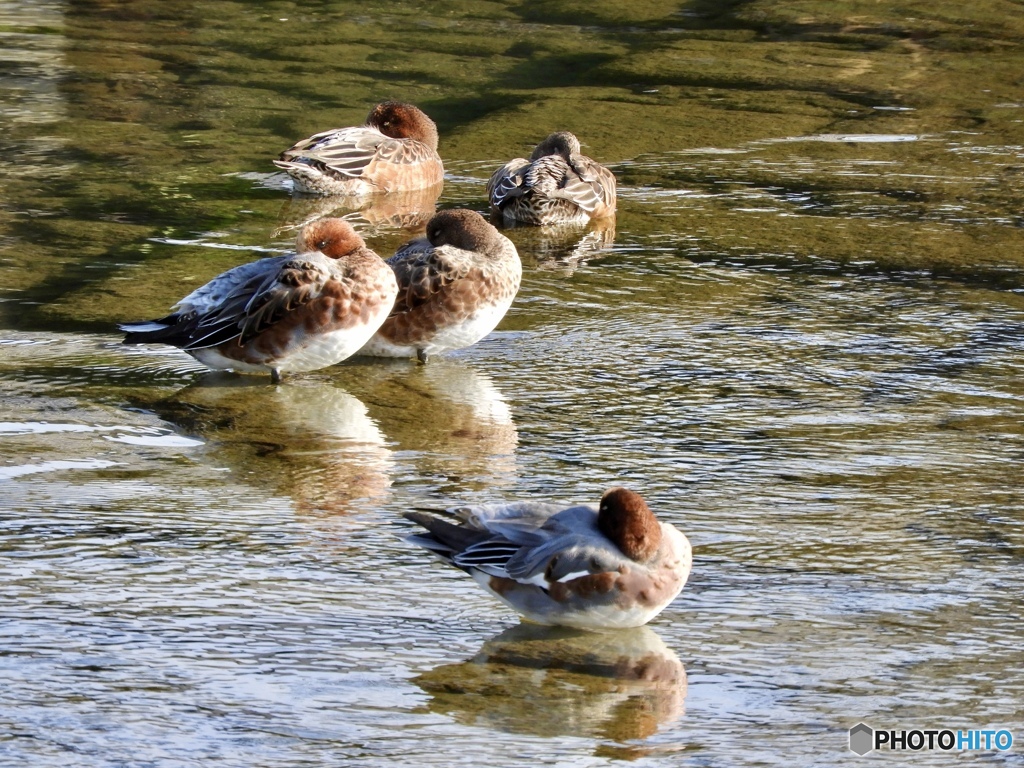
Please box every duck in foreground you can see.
[404,487,692,630]
[274,101,444,196]
[358,208,522,363]
[486,131,617,226]
[120,219,398,383]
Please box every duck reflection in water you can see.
[500,216,616,275]
[415,624,685,743]
[345,358,518,491]
[134,376,393,520]
[273,182,444,240]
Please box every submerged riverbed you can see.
[2,1,1023,766]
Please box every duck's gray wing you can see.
[487,157,530,207]
[120,257,289,346]
[276,126,387,180]
[547,156,615,215]
[456,527,626,585]
[454,504,621,583]
[182,253,335,349]
[175,257,288,315]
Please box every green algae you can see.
[1,0,1024,332]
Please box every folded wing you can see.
[275,126,436,182]
[120,253,336,350]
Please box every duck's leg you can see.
[416,349,429,364]
[270,368,283,384]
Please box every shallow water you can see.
[2,1,1024,766]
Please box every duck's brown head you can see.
[425,208,503,252]
[597,487,662,563]
[530,131,582,161]
[296,218,366,259]
[367,101,439,151]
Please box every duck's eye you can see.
[317,239,329,250]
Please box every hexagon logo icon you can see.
[849,722,874,755]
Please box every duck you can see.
[357,208,522,363]
[274,101,444,196]
[120,219,399,383]
[486,131,617,225]
[404,487,692,630]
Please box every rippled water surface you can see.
[3,1,1024,766]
